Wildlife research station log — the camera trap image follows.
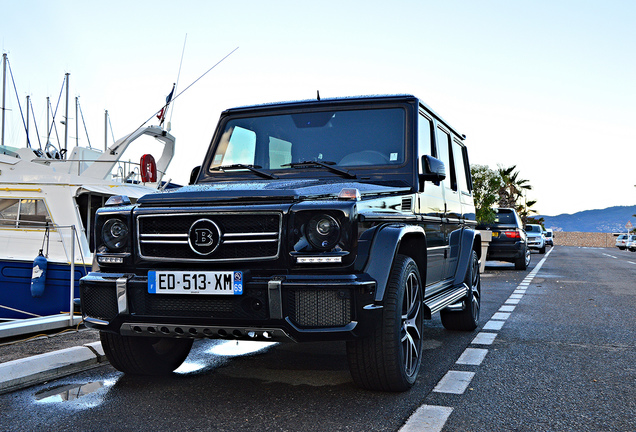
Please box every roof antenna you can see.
[317,90,320,101]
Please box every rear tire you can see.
[515,246,530,270]
[346,255,423,392]
[440,250,480,331]
[100,331,193,375]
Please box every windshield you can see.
[207,107,405,175]
[526,225,542,233]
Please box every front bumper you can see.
[79,271,378,343]
[527,237,544,249]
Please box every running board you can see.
[423,284,469,319]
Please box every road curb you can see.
[0,342,106,394]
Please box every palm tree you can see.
[497,165,533,223]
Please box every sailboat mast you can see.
[46,96,50,145]
[75,96,79,148]
[26,95,30,147]
[104,110,108,151]
[1,53,6,148]
[64,72,69,155]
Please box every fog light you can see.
[296,256,342,264]
[97,256,124,264]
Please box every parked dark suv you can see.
[79,95,482,392]
[480,208,530,270]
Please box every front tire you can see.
[440,250,480,331]
[100,331,193,375]
[346,254,423,392]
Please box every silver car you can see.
[615,234,633,250]
[619,234,636,251]
[525,224,546,254]
[543,228,554,246]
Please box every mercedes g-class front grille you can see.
[137,212,281,261]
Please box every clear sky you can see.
[1,0,635,216]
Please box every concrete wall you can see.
[553,232,618,248]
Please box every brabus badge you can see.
[188,219,221,255]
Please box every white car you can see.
[622,235,636,251]
[543,228,554,246]
[525,224,546,254]
[615,234,635,250]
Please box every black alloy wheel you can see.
[346,254,423,391]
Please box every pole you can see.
[69,225,76,326]
[1,53,6,148]
[75,96,79,148]
[46,96,50,146]
[26,95,30,147]
[104,109,108,151]
[64,73,69,155]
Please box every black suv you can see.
[80,95,482,392]
[480,208,530,270]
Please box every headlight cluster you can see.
[291,209,356,266]
[306,214,340,250]
[101,218,129,251]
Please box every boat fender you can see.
[140,154,157,183]
[30,251,48,298]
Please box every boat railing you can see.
[31,157,168,184]
[0,224,88,328]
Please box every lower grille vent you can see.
[287,289,351,327]
[81,285,118,321]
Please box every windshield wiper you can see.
[210,164,278,179]
[282,160,356,179]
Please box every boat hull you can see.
[0,260,88,319]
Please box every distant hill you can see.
[538,205,636,233]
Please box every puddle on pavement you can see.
[174,339,278,375]
[206,340,278,356]
[34,381,104,403]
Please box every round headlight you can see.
[102,218,129,250]
[306,214,340,250]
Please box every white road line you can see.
[602,253,617,259]
[399,405,454,432]
[491,312,511,320]
[456,348,488,365]
[483,320,505,330]
[433,371,475,394]
[472,332,497,345]
[400,240,555,432]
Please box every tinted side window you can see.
[452,140,470,194]
[418,113,433,158]
[435,127,455,190]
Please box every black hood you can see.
[137,179,411,206]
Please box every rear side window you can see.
[435,128,454,190]
[451,140,470,194]
[418,113,433,157]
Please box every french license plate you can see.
[148,271,243,295]
[492,232,499,237]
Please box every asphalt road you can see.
[0,246,634,432]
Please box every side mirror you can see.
[189,166,201,185]
[419,155,446,182]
